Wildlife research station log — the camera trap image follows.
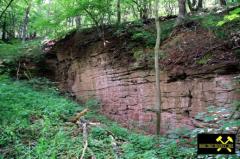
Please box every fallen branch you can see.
[74,110,122,159]
[232,46,240,50]
[87,147,96,159]
[110,135,120,159]
[191,119,218,129]
[80,141,88,159]
[68,108,89,123]
[23,71,31,80]
[16,61,21,80]
[77,116,97,159]
[23,63,32,80]
[80,123,88,159]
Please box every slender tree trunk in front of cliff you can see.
[154,0,162,136]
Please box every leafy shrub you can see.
[0,40,42,61]
[0,40,44,78]
[131,29,156,47]
[218,7,240,26]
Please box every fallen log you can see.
[68,108,89,123]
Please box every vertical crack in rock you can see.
[184,90,193,117]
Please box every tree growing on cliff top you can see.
[176,0,186,25]
[154,0,162,135]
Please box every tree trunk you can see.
[148,0,152,18]
[187,0,203,12]
[117,0,121,25]
[220,0,226,6]
[154,0,162,136]
[75,16,81,29]
[22,0,32,42]
[2,16,7,41]
[71,17,74,27]
[198,0,203,9]
[11,12,16,39]
[142,0,148,21]
[176,0,186,25]
[187,0,195,11]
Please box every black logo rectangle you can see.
[198,134,236,154]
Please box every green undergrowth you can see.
[118,8,240,65]
[0,40,44,78]
[1,75,240,159]
[0,75,81,158]
[0,39,42,62]
[128,7,240,48]
[190,7,240,39]
[0,75,198,159]
[127,19,175,48]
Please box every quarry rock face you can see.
[46,26,239,134]
[47,41,239,134]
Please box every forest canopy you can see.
[0,0,239,41]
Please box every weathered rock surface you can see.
[46,25,240,134]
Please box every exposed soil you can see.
[47,18,240,82]
[160,21,240,81]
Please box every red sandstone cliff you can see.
[45,20,240,134]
